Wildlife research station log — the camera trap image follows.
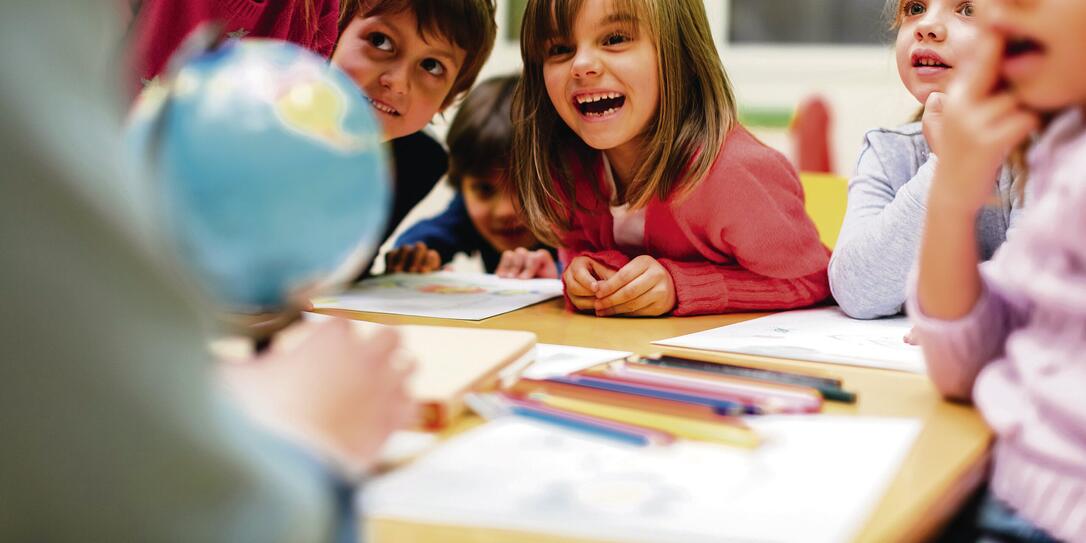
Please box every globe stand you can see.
[218,307,304,354]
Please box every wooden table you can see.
[319,299,992,543]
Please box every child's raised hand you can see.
[221,318,416,475]
[930,33,1039,216]
[385,242,441,274]
[496,247,559,279]
[592,255,676,317]
[922,91,946,157]
[562,256,616,312]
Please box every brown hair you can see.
[511,0,738,245]
[446,74,519,190]
[337,0,497,108]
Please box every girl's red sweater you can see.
[557,126,831,316]
[130,0,340,88]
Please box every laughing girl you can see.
[510,0,830,317]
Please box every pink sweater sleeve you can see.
[663,139,830,316]
[905,270,1029,401]
[658,260,829,316]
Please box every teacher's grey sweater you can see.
[828,122,1022,319]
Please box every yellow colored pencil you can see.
[531,393,761,449]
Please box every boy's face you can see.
[462,174,538,253]
[895,0,980,104]
[332,9,466,140]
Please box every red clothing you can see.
[130,0,339,89]
[558,127,831,316]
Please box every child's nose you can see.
[571,49,602,79]
[915,15,947,42]
[494,195,517,219]
[379,64,410,95]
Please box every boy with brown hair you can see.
[386,75,558,278]
[331,0,497,275]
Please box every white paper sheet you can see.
[520,344,632,380]
[363,416,921,543]
[313,271,563,320]
[376,430,439,466]
[653,307,924,373]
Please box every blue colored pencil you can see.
[508,403,669,446]
[548,375,751,415]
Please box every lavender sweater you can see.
[830,122,1021,319]
[907,109,1086,542]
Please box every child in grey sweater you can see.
[828,0,1022,319]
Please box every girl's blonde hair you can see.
[511,0,737,246]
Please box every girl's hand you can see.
[921,91,946,157]
[562,256,615,312]
[385,242,441,273]
[904,326,919,346]
[496,248,559,279]
[929,34,1039,216]
[222,319,416,475]
[591,255,676,317]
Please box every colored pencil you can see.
[511,378,741,423]
[502,395,674,446]
[603,364,822,413]
[530,392,761,449]
[548,375,750,415]
[632,355,857,403]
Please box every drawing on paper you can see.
[314,271,564,320]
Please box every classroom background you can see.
[378,0,917,271]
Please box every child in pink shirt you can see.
[909,1,1086,540]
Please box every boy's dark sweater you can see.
[395,193,557,273]
[355,130,448,279]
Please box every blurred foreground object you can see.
[792,95,834,174]
[129,35,390,337]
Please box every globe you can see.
[128,38,390,314]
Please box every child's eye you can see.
[958,2,975,16]
[470,182,496,199]
[367,32,393,52]
[546,43,573,57]
[903,1,925,16]
[421,58,446,76]
[603,32,631,46]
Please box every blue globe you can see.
[129,38,390,312]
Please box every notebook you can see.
[389,322,536,429]
[312,271,563,320]
[216,314,537,430]
[653,307,924,373]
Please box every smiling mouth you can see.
[574,92,626,118]
[366,97,401,117]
